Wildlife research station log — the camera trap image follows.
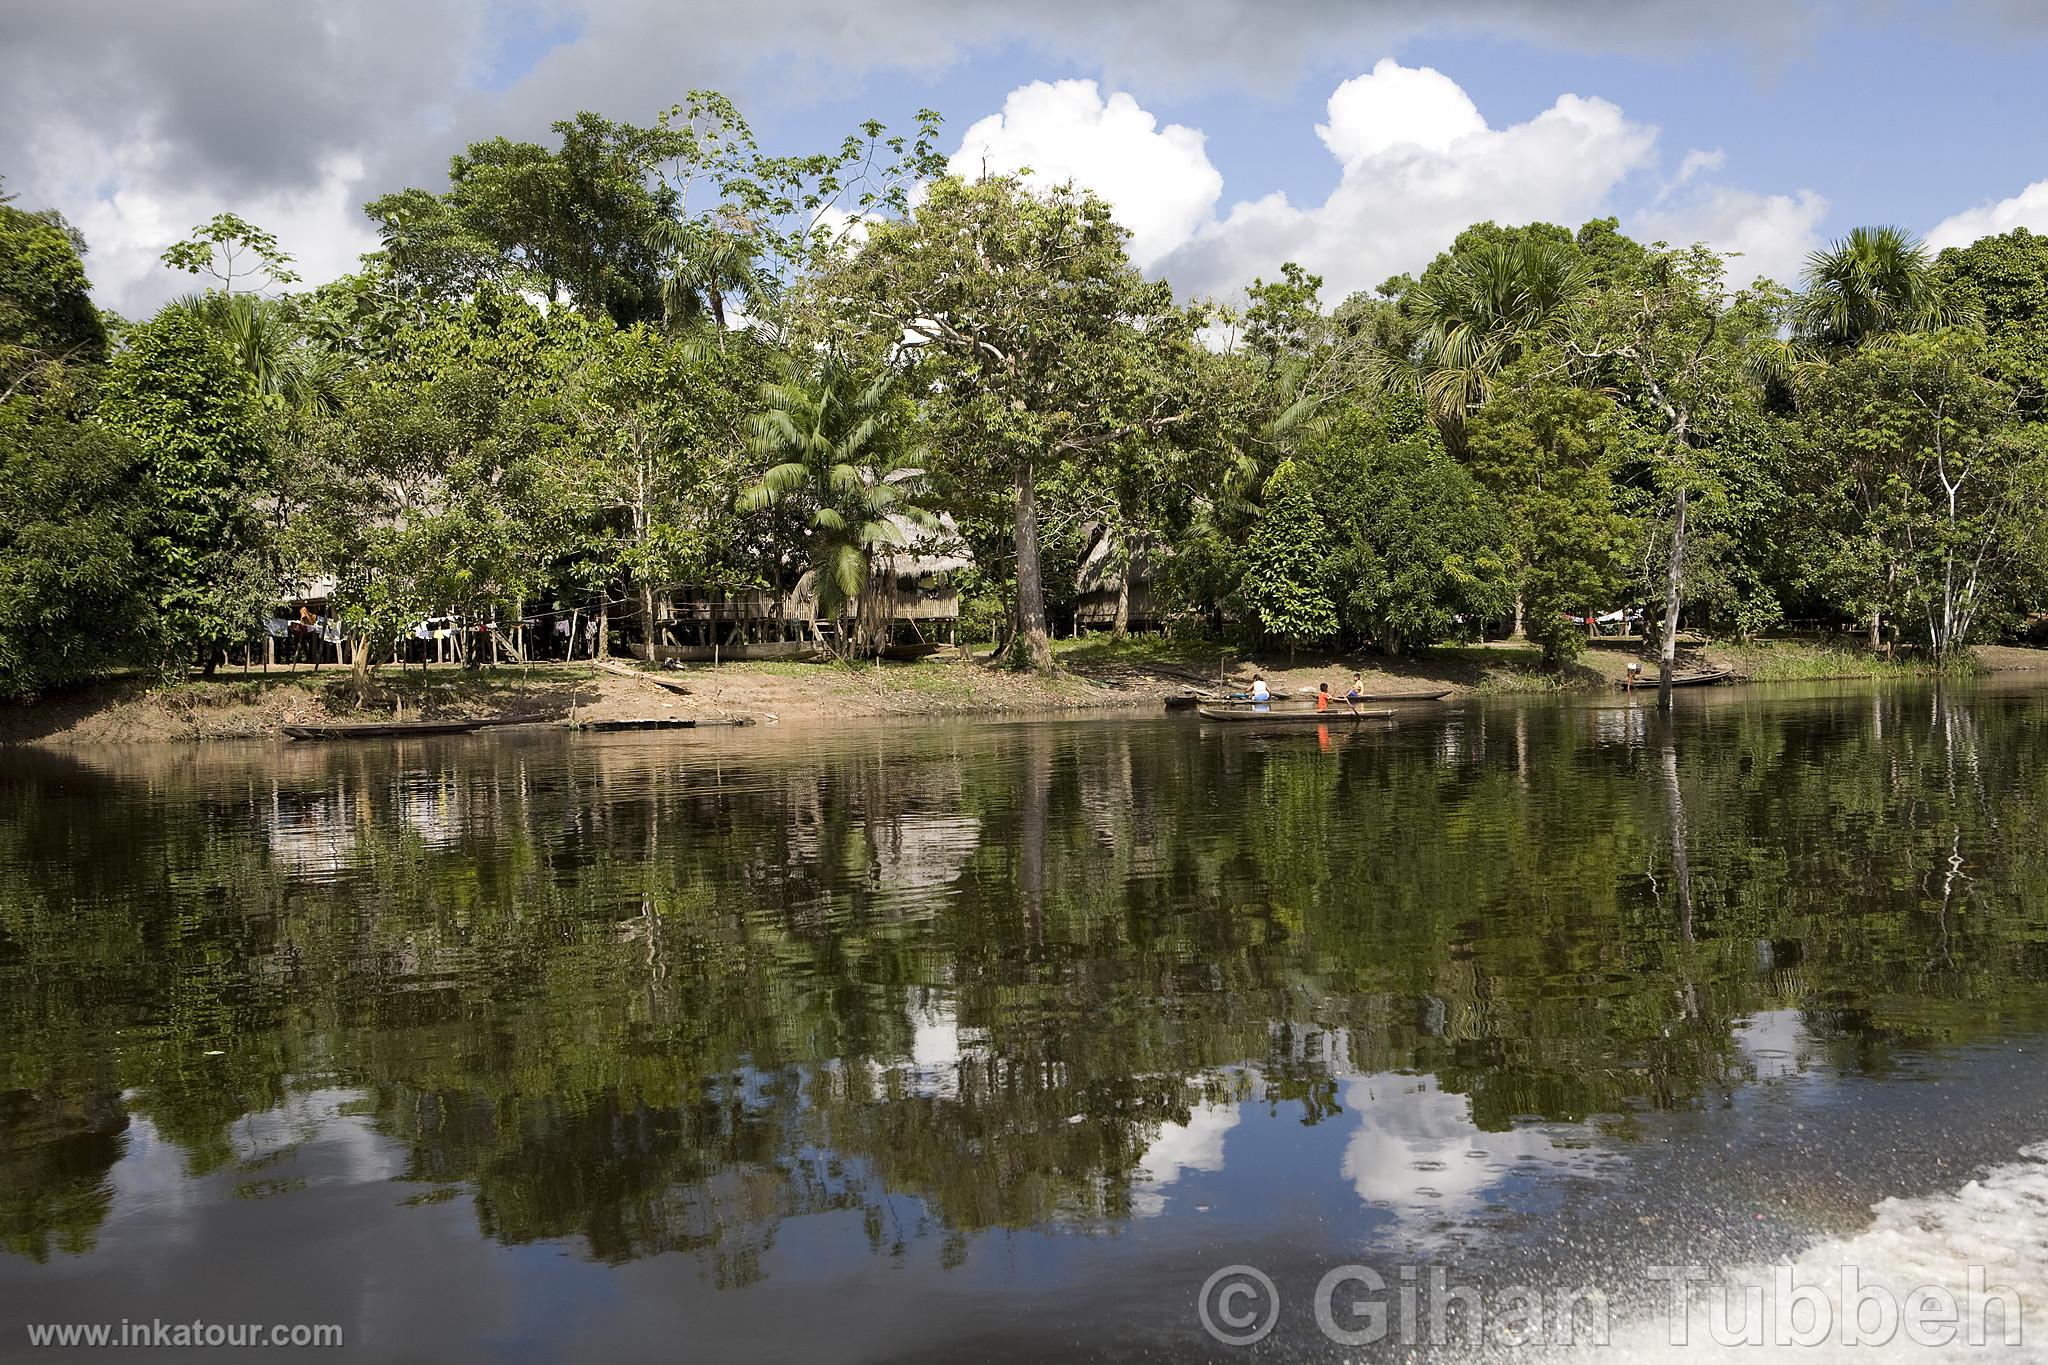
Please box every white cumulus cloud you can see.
[1926,178,2048,252]
[1154,59,1660,302]
[949,79,1224,268]
[30,127,380,317]
[957,62,1832,305]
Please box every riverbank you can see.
[5,637,2046,744]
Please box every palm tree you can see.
[1404,237,1590,447]
[1795,226,1966,349]
[161,292,341,416]
[1764,228,1976,650]
[737,357,934,651]
[648,212,776,344]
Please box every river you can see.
[2,681,2045,1361]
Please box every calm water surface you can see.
[3,682,2047,1361]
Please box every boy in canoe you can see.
[1344,674,1366,713]
[1316,683,1332,712]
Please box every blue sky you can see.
[6,0,2047,314]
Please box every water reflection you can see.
[1339,1073,1581,1235]
[1,683,2046,1308]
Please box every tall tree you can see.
[1934,227,2048,421]
[1465,357,1634,663]
[0,197,106,399]
[738,355,934,651]
[1799,329,2048,659]
[1797,226,1960,350]
[1404,234,1590,450]
[98,310,273,674]
[1572,245,1766,703]
[159,212,301,295]
[1239,458,1336,650]
[833,175,1197,669]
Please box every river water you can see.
[2,682,2046,1361]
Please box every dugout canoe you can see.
[1196,705,1394,723]
[282,718,490,741]
[572,716,756,731]
[1615,668,1732,690]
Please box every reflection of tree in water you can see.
[3,688,2048,1269]
[0,1084,127,1262]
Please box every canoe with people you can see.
[1196,704,1394,723]
[1165,673,1453,710]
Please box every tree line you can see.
[4,92,2048,699]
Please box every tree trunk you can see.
[1869,607,1882,653]
[596,599,610,660]
[1511,591,1525,640]
[1658,482,1688,711]
[1113,570,1131,639]
[1012,458,1054,670]
[641,580,657,661]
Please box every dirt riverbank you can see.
[4,638,2045,745]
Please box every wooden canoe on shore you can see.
[572,716,755,731]
[1196,705,1394,723]
[284,718,491,740]
[282,715,556,740]
[1615,668,1732,690]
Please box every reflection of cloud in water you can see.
[1132,1101,1240,1217]
[109,1089,405,1229]
[1733,1008,1811,1082]
[1340,1074,1568,1232]
[890,993,986,1100]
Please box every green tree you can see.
[835,175,1198,669]
[1934,227,2048,421]
[1572,244,1767,700]
[98,310,273,674]
[1404,233,1590,449]
[738,355,935,650]
[161,292,341,416]
[159,212,301,294]
[1465,360,1634,664]
[1796,226,1961,350]
[1799,329,2048,658]
[1239,459,1335,648]
[1309,421,1514,654]
[374,113,680,324]
[0,198,106,398]
[0,404,152,697]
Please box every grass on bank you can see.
[1713,640,1960,682]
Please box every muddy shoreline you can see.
[5,640,2044,745]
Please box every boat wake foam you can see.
[1544,1141,2048,1361]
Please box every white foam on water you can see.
[1540,1141,2048,1362]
